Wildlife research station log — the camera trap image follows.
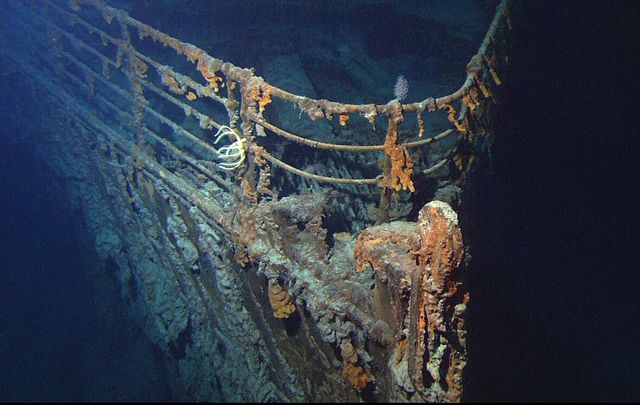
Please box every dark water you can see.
[0,0,174,398]
[0,134,170,401]
[1,0,638,402]
[466,1,639,401]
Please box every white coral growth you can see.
[213,125,246,170]
[394,75,409,101]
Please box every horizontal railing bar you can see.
[0,43,234,213]
[252,116,384,152]
[28,0,507,190]
[18,13,382,187]
[29,16,229,138]
[81,111,233,232]
[252,115,456,151]
[135,76,225,131]
[56,65,231,189]
[134,53,228,106]
[46,11,458,158]
[47,1,120,46]
[17,18,237,191]
[47,2,230,105]
[55,47,224,160]
[253,146,381,186]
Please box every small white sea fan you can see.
[394,75,409,101]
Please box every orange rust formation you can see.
[250,87,272,113]
[354,226,415,274]
[342,362,373,392]
[197,59,224,92]
[186,49,218,89]
[160,70,186,95]
[380,104,415,193]
[354,201,468,402]
[410,201,466,402]
[444,103,468,133]
[339,339,373,392]
[268,281,296,319]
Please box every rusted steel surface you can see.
[353,201,467,401]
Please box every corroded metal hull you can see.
[0,0,511,401]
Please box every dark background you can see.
[0,139,171,401]
[466,0,639,401]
